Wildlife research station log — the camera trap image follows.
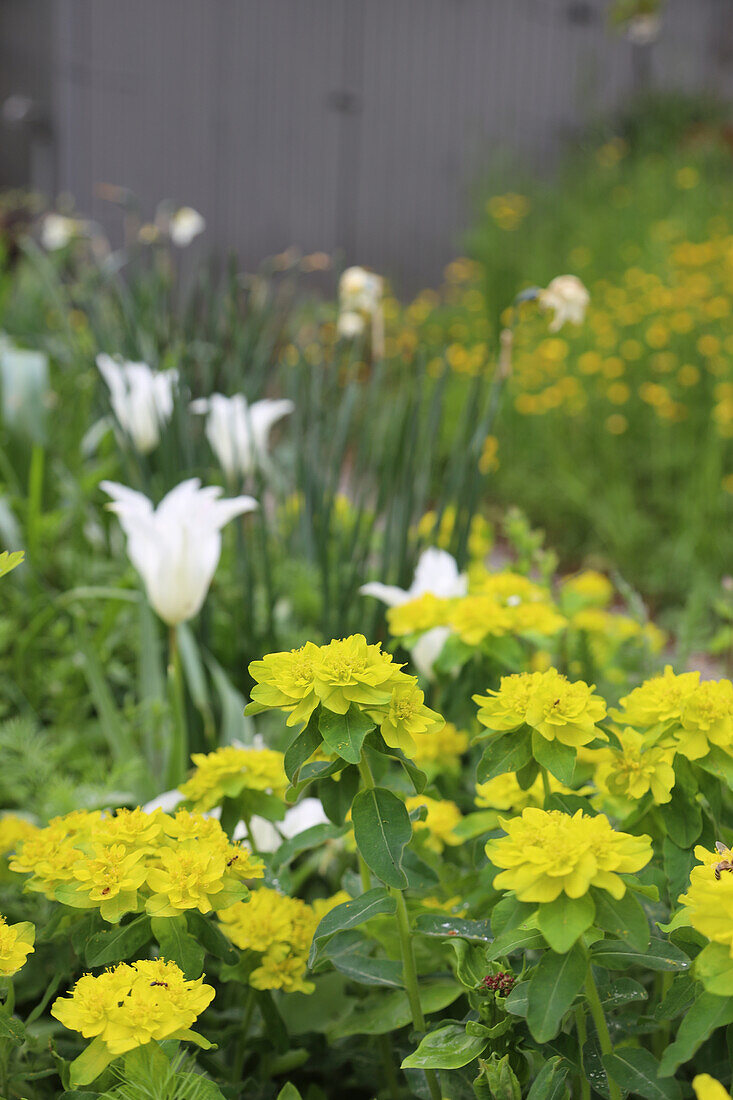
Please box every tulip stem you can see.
[166,625,188,788]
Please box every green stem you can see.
[232,987,256,1083]
[584,960,621,1100]
[166,624,188,788]
[391,887,441,1100]
[26,443,44,564]
[378,1033,401,1100]
[574,1005,590,1100]
[357,759,374,891]
[540,766,552,807]
[4,979,14,1017]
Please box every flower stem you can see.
[166,624,188,788]
[540,766,552,807]
[584,959,621,1100]
[391,887,441,1100]
[232,987,256,1083]
[378,1033,401,1100]
[574,1005,590,1100]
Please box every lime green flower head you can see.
[369,680,445,757]
[486,807,652,903]
[614,666,700,729]
[312,634,407,714]
[475,668,607,748]
[248,641,320,726]
[179,745,288,813]
[593,728,676,806]
[0,915,34,977]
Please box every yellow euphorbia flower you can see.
[387,593,455,637]
[68,844,148,923]
[412,721,469,771]
[560,570,614,609]
[614,666,700,728]
[248,641,320,726]
[52,959,214,1056]
[475,669,607,748]
[92,807,164,850]
[370,682,445,757]
[693,1076,732,1100]
[0,815,38,859]
[0,915,34,976]
[678,844,733,960]
[406,795,462,853]
[593,728,676,805]
[485,808,652,903]
[146,839,263,917]
[475,771,576,812]
[449,596,514,645]
[180,745,288,812]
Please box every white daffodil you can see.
[97,354,178,455]
[539,275,590,332]
[360,548,467,679]
[337,310,366,338]
[190,393,294,482]
[101,478,257,625]
[168,207,206,247]
[40,213,81,251]
[338,266,385,356]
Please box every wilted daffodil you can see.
[97,354,178,455]
[191,392,294,482]
[486,807,652,903]
[0,915,34,976]
[102,478,257,625]
[475,668,607,748]
[179,745,288,813]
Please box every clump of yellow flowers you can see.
[677,842,733,996]
[475,669,607,749]
[9,807,263,923]
[52,959,214,1081]
[486,807,652,903]
[179,745,288,812]
[248,633,443,757]
[219,887,349,994]
[0,914,34,977]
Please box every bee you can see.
[713,841,733,880]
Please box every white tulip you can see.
[97,354,178,455]
[190,393,294,482]
[539,275,590,332]
[101,478,258,625]
[339,266,383,315]
[236,797,329,853]
[169,207,206,247]
[360,548,467,679]
[41,213,80,251]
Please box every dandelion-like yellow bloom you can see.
[593,728,676,805]
[678,844,733,961]
[475,668,607,748]
[0,915,34,976]
[219,888,348,994]
[485,808,652,903]
[406,795,462,853]
[179,745,288,812]
[51,959,214,1056]
[693,1077,731,1100]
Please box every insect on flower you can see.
[713,842,733,880]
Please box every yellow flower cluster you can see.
[179,745,288,812]
[613,667,733,760]
[405,795,462,853]
[593,728,676,807]
[485,807,652,903]
[9,807,264,923]
[0,814,39,859]
[249,634,444,757]
[475,771,573,812]
[411,721,469,773]
[219,887,349,994]
[475,668,607,748]
[386,567,565,650]
[0,914,34,976]
[678,844,733,962]
[51,958,214,1055]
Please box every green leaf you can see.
[487,925,545,961]
[0,1009,25,1046]
[0,550,24,579]
[537,895,595,954]
[85,915,151,967]
[75,622,133,764]
[490,896,536,938]
[695,942,733,997]
[330,979,462,1038]
[475,1052,522,1100]
[449,938,490,989]
[599,977,648,1009]
[69,1036,117,1087]
[318,766,359,825]
[185,910,238,964]
[659,990,733,1076]
[351,786,411,888]
[414,914,492,942]
[659,786,702,848]
[697,746,733,791]
[526,942,585,1042]
[654,974,698,1020]
[401,1023,488,1070]
[308,888,396,967]
[526,1056,570,1100]
[283,718,323,784]
[151,915,205,978]
[326,935,403,988]
[531,732,576,785]
[319,705,374,764]
[277,1086,303,1100]
[591,937,691,972]
[476,729,532,783]
[592,889,650,952]
[271,822,347,872]
[603,1048,681,1100]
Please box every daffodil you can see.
[539,275,590,332]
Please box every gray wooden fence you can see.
[2,0,732,290]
